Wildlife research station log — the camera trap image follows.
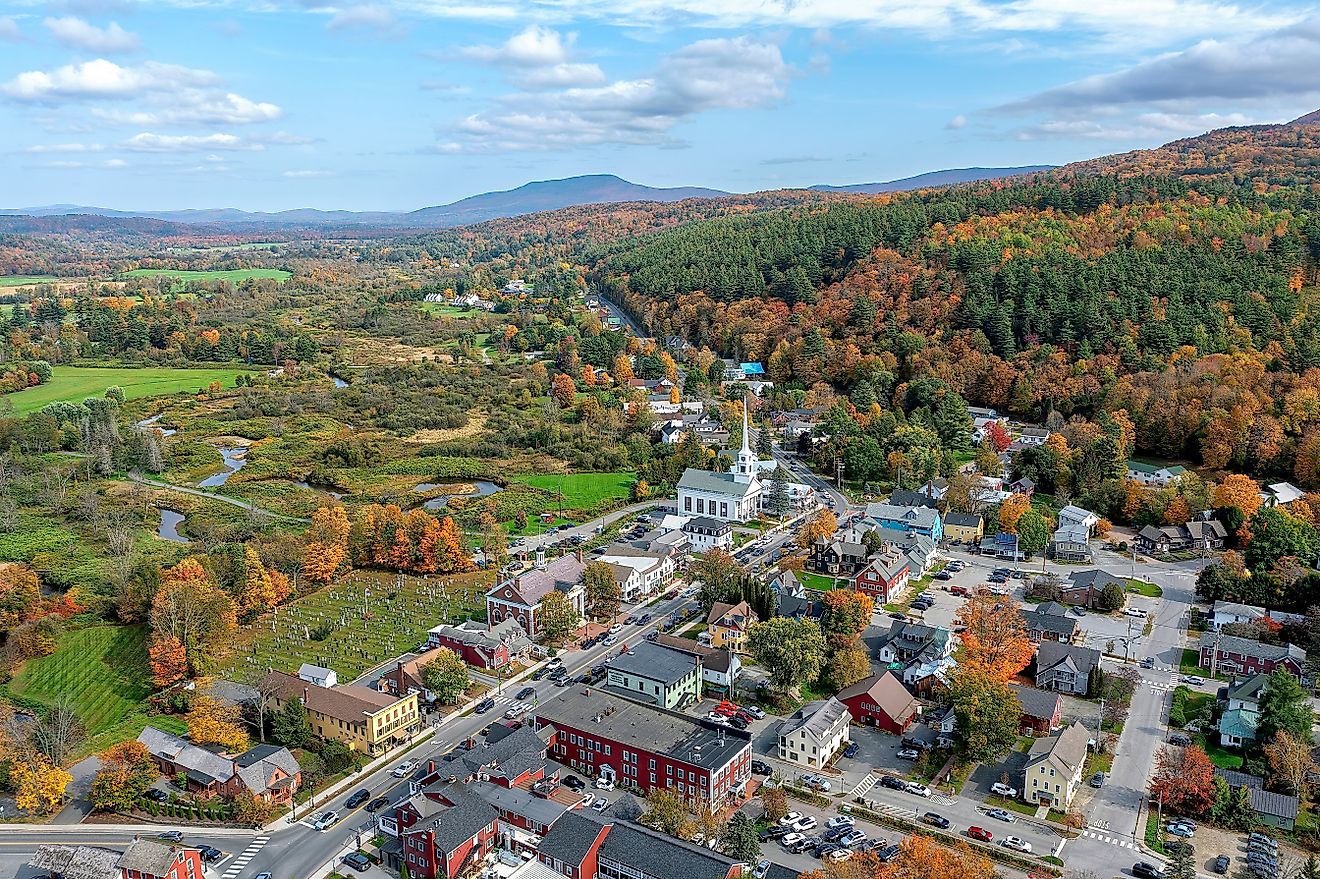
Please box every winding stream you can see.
[157,509,188,543]
[199,446,247,488]
[137,414,178,437]
[419,479,502,510]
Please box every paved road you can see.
[0,591,700,879]
[128,472,310,524]
[515,502,659,554]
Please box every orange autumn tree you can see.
[958,588,1033,679]
[148,636,188,688]
[149,558,236,680]
[551,372,576,408]
[997,493,1031,534]
[303,505,350,585]
[1216,473,1263,520]
[1150,744,1215,815]
[889,835,996,879]
[347,504,471,574]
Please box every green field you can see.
[4,625,186,753]
[120,269,292,284]
[4,365,252,417]
[0,275,62,287]
[516,472,635,508]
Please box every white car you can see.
[591,797,609,813]
[827,850,853,863]
[1182,675,1206,686]
[392,760,417,778]
[753,860,771,879]
[897,748,921,760]
[313,810,339,831]
[504,702,528,719]
[779,811,802,827]
[826,816,855,830]
[741,706,766,720]
[707,713,730,726]
[609,623,623,634]
[839,830,867,847]
[780,833,805,848]
[792,815,818,831]
[1124,607,1148,618]
[905,782,932,797]
[1001,836,1032,853]
[990,782,1018,798]
[595,777,615,790]
[800,774,832,792]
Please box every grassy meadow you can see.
[120,269,292,284]
[0,276,63,287]
[4,365,252,416]
[516,472,635,508]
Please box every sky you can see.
[2,0,1320,211]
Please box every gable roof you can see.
[496,555,586,605]
[1198,632,1305,664]
[418,783,501,854]
[536,810,609,868]
[1025,721,1089,777]
[677,468,759,498]
[609,641,700,686]
[233,744,300,794]
[260,670,402,724]
[944,511,983,528]
[1065,569,1123,592]
[865,502,940,529]
[137,726,234,786]
[780,697,850,742]
[117,840,181,878]
[707,600,755,630]
[1009,683,1062,722]
[836,671,918,724]
[29,845,122,879]
[888,489,940,510]
[598,820,738,879]
[1226,674,1271,704]
[1036,641,1101,681]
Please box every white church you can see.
[676,406,764,522]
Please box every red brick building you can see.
[534,687,751,810]
[836,671,918,734]
[486,555,586,639]
[118,841,205,879]
[426,618,533,671]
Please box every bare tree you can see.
[0,496,17,532]
[28,697,85,765]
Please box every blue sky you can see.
[2,0,1319,211]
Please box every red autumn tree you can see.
[1150,745,1215,815]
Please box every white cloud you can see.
[103,158,127,167]
[1,59,216,102]
[124,132,261,152]
[268,131,318,144]
[327,4,404,36]
[946,114,966,129]
[443,35,790,152]
[987,17,1320,140]
[283,169,334,177]
[24,142,105,153]
[92,91,283,125]
[0,17,20,42]
[456,25,608,90]
[44,16,141,53]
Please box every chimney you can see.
[575,549,583,563]
[301,687,309,706]
[535,548,546,569]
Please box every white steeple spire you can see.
[732,394,759,484]
[741,397,751,455]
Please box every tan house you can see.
[1023,721,1089,809]
[777,697,851,769]
[705,601,757,654]
[260,670,420,756]
[943,512,984,544]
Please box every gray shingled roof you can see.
[234,744,300,794]
[117,840,180,878]
[610,641,701,686]
[1036,642,1100,680]
[137,726,234,786]
[1008,683,1062,722]
[677,468,759,498]
[418,784,500,854]
[780,697,850,743]
[599,821,738,879]
[29,845,121,879]
[1198,633,1306,664]
[537,811,608,867]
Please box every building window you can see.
[684,497,692,512]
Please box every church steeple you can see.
[732,396,759,484]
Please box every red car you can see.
[967,827,993,843]
[712,701,739,717]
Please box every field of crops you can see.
[120,269,292,284]
[4,626,186,753]
[3,365,252,416]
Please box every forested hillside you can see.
[589,117,1320,485]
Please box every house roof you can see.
[598,820,739,879]
[1251,788,1299,820]
[1025,721,1089,777]
[860,552,909,581]
[1198,633,1305,664]
[260,670,403,724]
[1226,674,1271,704]
[117,840,181,878]
[496,555,587,605]
[1035,641,1100,681]
[605,792,645,821]
[536,810,608,868]
[836,671,918,724]
[944,512,983,528]
[1033,601,1070,618]
[780,698,850,743]
[677,467,759,498]
[1219,707,1261,741]
[609,642,700,686]
[233,743,300,794]
[1214,768,1265,789]
[458,725,549,782]
[29,845,121,879]
[430,618,532,654]
[536,687,749,772]
[1009,683,1062,722]
[1211,600,1266,620]
[864,503,941,530]
[1127,460,1186,476]
[1065,569,1123,592]
[707,600,755,630]
[888,489,940,510]
[683,516,730,534]
[1058,505,1098,525]
[1268,482,1305,505]
[298,662,334,680]
[414,784,500,855]
[137,726,234,786]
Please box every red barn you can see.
[837,672,918,734]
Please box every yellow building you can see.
[705,600,757,655]
[944,512,984,544]
[261,670,420,756]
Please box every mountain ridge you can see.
[808,165,1055,193]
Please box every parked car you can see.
[1169,733,1192,746]
[843,742,860,759]
[728,715,749,730]
[949,585,968,596]
[157,832,184,843]
[839,830,867,847]
[1250,834,1277,846]
[800,774,832,792]
[1166,822,1195,838]
[876,844,901,862]
[765,825,791,839]
[922,812,950,829]
[591,797,609,813]
[751,759,773,775]
[1090,771,1106,788]
[1073,606,1088,616]
[780,833,805,848]
[1133,863,1166,879]
[342,854,371,873]
[346,789,370,809]
[366,796,390,813]
[199,847,223,864]
[563,775,585,791]
[753,860,771,879]
[897,748,921,760]
[904,781,931,797]
[967,827,993,843]
[826,816,855,830]
[1214,856,1231,874]
[313,811,339,831]
[779,811,803,827]
[827,849,853,863]
[793,815,818,831]
[985,808,1015,823]
[879,775,906,790]
[143,788,169,803]
[595,777,615,790]
[935,571,953,580]
[1001,837,1032,853]
[990,782,1018,798]
[609,623,623,634]
[392,760,418,778]
[741,706,766,719]
[1141,656,1155,668]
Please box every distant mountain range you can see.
[808,166,1055,194]
[0,167,1054,230]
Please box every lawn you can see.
[516,472,635,510]
[4,365,252,416]
[3,625,187,753]
[420,303,481,318]
[1126,579,1164,598]
[120,268,292,284]
[1194,733,1244,769]
[0,275,63,287]
[1179,647,1204,676]
[220,569,491,682]
[796,570,845,591]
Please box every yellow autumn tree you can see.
[12,756,72,814]
[997,493,1031,534]
[303,505,350,585]
[186,691,249,753]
